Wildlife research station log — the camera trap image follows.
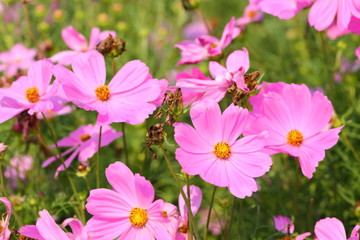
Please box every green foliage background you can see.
[0,0,359,239]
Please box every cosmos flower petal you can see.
[36,210,69,240]
[27,59,53,95]
[178,185,202,217]
[61,26,88,51]
[19,225,45,240]
[273,215,294,234]
[72,51,106,87]
[221,104,249,143]
[134,173,155,208]
[315,217,347,240]
[176,148,217,176]
[87,217,131,240]
[230,152,272,178]
[209,61,227,79]
[173,123,212,153]
[298,144,325,179]
[308,0,337,31]
[226,48,249,73]
[86,188,132,218]
[226,162,258,198]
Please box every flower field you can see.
[0,0,360,239]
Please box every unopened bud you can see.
[181,0,201,10]
[76,163,90,178]
[96,34,126,58]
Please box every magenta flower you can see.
[183,21,209,40]
[0,43,36,77]
[86,161,172,239]
[175,17,239,65]
[246,82,343,178]
[175,67,214,105]
[0,59,58,124]
[314,217,360,240]
[20,209,89,240]
[174,100,272,198]
[356,47,360,60]
[42,123,122,177]
[273,215,311,240]
[348,17,360,35]
[176,48,250,104]
[259,0,313,19]
[176,185,202,240]
[161,202,179,239]
[309,0,360,31]
[0,143,7,153]
[51,26,116,65]
[0,197,12,240]
[53,50,161,125]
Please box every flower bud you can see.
[181,0,201,10]
[96,34,126,58]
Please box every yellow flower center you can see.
[248,10,257,18]
[79,134,91,142]
[25,87,40,103]
[178,222,188,233]
[95,85,110,101]
[287,129,303,146]
[213,142,231,159]
[129,207,148,228]
[161,210,168,218]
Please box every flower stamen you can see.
[79,134,91,142]
[129,207,148,228]
[25,87,40,103]
[287,129,303,146]
[95,85,110,101]
[213,142,231,159]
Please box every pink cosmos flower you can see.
[327,23,350,39]
[42,123,122,177]
[356,47,360,60]
[0,59,58,124]
[4,154,33,188]
[175,67,213,105]
[309,0,360,31]
[0,43,36,77]
[348,17,360,35]
[51,26,116,65]
[236,0,264,30]
[86,161,172,239]
[174,100,272,198]
[273,215,311,240]
[176,48,250,104]
[53,50,161,125]
[20,209,89,240]
[183,21,209,40]
[314,217,360,240]
[259,0,313,19]
[175,17,239,65]
[161,202,179,239]
[0,197,12,240]
[175,185,202,240]
[246,82,343,178]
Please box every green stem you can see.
[204,186,217,240]
[160,145,200,239]
[121,123,129,166]
[223,196,236,240]
[186,174,193,240]
[96,126,103,188]
[293,158,300,224]
[196,9,212,35]
[41,113,85,222]
[23,3,40,53]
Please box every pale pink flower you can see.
[356,47,360,60]
[53,50,161,125]
[0,197,12,240]
[174,100,272,198]
[0,143,7,153]
[0,59,58,124]
[198,207,224,236]
[20,209,90,240]
[273,215,311,240]
[51,26,116,65]
[327,23,350,39]
[4,154,33,188]
[176,48,250,104]
[309,0,360,31]
[86,161,172,240]
[0,43,36,77]
[246,82,343,178]
[259,0,313,19]
[175,17,239,65]
[314,217,360,240]
[42,123,122,177]
[183,21,209,39]
[176,185,202,240]
[236,0,264,30]
[161,202,179,239]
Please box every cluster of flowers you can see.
[0,0,359,239]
